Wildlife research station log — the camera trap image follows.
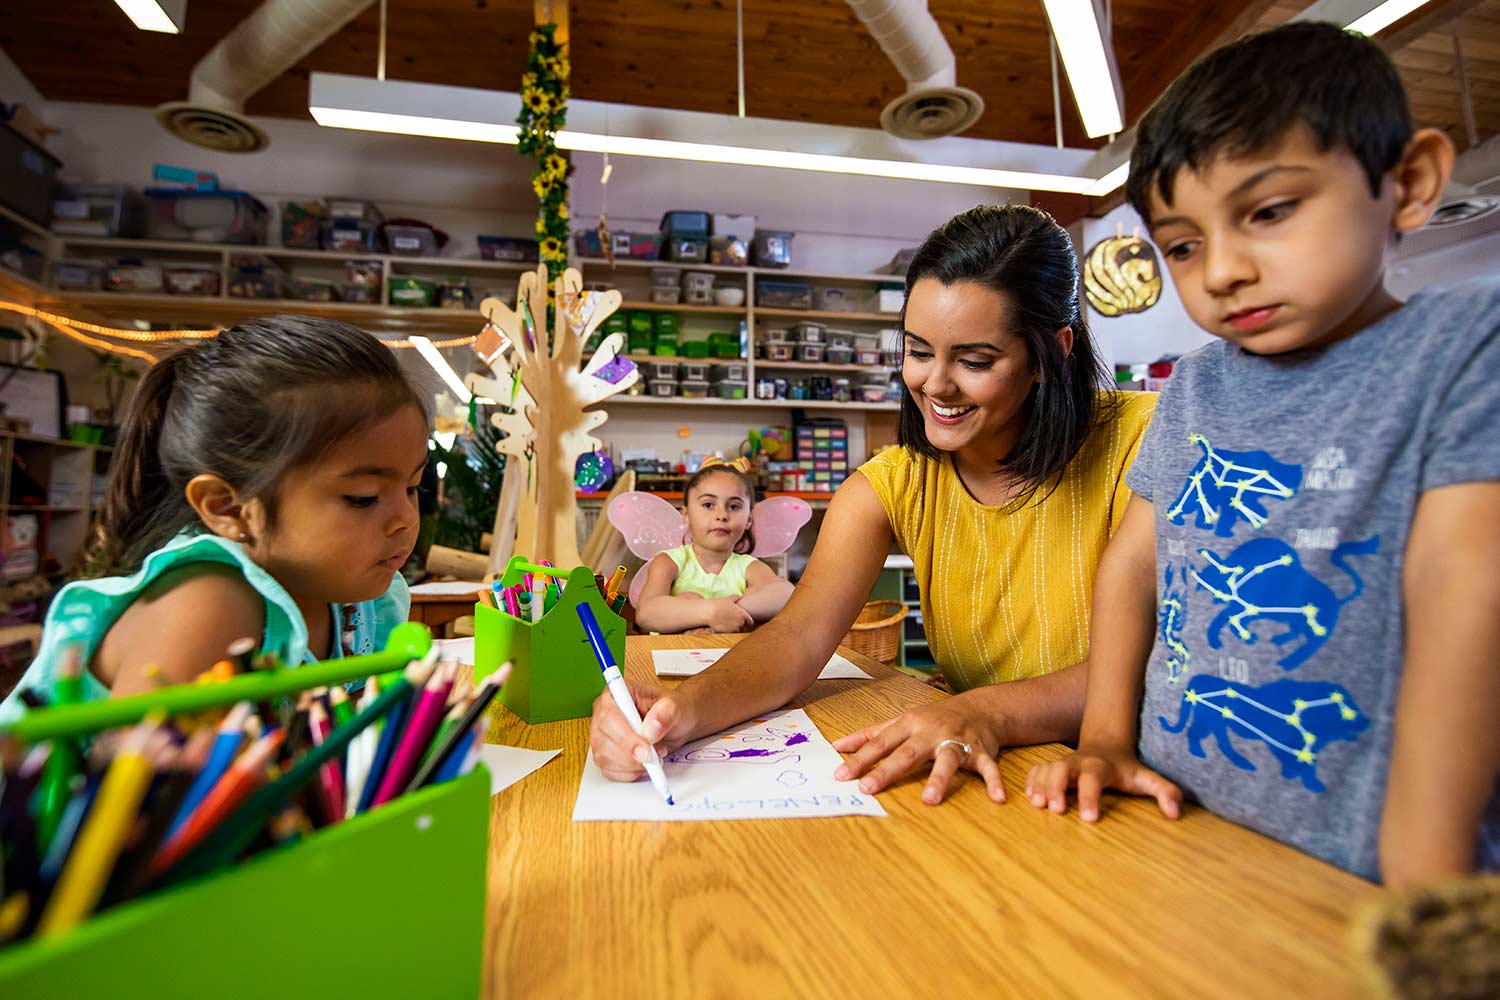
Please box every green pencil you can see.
[159,652,440,886]
[4,624,432,743]
[33,647,84,851]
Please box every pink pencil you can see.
[369,661,456,808]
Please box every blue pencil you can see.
[357,696,410,814]
[431,731,476,785]
[166,703,252,836]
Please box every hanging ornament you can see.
[574,450,613,492]
[1083,228,1163,317]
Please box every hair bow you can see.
[699,455,752,474]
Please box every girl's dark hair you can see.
[897,204,1113,504]
[682,465,757,555]
[85,315,426,578]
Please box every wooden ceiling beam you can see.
[1375,0,1487,52]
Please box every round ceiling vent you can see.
[880,86,985,140]
[155,102,269,153]
[1427,194,1500,229]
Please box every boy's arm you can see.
[633,554,751,634]
[1380,481,1500,886]
[735,559,795,622]
[1026,495,1182,821]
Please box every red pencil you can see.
[149,728,285,877]
[307,699,346,823]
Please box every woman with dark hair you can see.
[590,205,1156,804]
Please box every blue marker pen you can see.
[575,604,674,805]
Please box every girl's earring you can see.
[238,531,249,541]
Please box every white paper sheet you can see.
[410,580,487,595]
[572,709,885,821]
[433,637,477,664]
[477,744,561,797]
[652,648,870,680]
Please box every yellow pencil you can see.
[37,714,163,938]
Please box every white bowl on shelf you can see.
[714,286,746,307]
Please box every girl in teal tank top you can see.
[0,316,429,724]
[634,462,795,634]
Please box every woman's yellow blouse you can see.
[859,392,1157,691]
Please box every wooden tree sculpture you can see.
[465,264,636,569]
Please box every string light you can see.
[0,300,480,364]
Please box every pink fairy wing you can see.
[606,492,688,562]
[749,497,813,557]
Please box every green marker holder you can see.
[0,626,491,997]
[476,556,625,723]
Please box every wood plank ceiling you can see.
[2,1,1494,151]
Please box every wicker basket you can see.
[841,600,908,665]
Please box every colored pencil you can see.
[370,662,455,808]
[355,653,438,816]
[149,728,285,878]
[344,676,381,819]
[3,622,432,742]
[167,702,252,836]
[328,685,354,728]
[406,664,509,793]
[34,646,84,851]
[38,715,161,937]
[166,655,438,883]
[307,700,346,823]
[102,727,213,906]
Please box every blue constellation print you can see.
[1159,675,1368,793]
[1192,536,1379,670]
[1158,565,1191,685]
[1168,435,1301,538]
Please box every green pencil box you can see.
[0,768,490,998]
[0,623,490,996]
[475,556,624,723]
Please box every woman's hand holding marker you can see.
[588,681,697,783]
[833,691,1010,805]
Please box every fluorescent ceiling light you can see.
[1041,0,1125,138]
[1345,0,1432,34]
[113,0,186,33]
[310,73,1118,195]
[408,336,473,404]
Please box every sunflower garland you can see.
[518,25,571,293]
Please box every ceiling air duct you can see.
[156,0,376,152]
[844,0,984,139]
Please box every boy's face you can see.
[1147,125,1401,355]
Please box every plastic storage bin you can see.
[826,329,854,349]
[650,268,681,288]
[664,238,707,263]
[711,380,748,399]
[384,224,438,257]
[52,260,105,290]
[753,230,794,269]
[52,183,146,237]
[679,379,710,398]
[825,346,853,365]
[479,235,539,262]
[758,281,814,310]
[327,198,383,222]
[712,361,748,382]
[678,361,710,382]
[797,343,825,363]
[227,273,280,299]
[651,286,682,304]
[647,379,678,397]
[388,277,436,307]
[682,271,715,293]
[644,360,680,381]
[791,323,825,343]
[0,122,59,227]
[324,218,382,253]
[162,267,220,296]
[279,199,325,248]
[763,327,791,344]
[660,210,711,238]
[814,287,851,312]
[763,343,794,362]
[145,189,269,244]
[291,277,340,302]
[106,264,162,293]
[683,286,712,305]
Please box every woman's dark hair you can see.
[1127,22,1411,224]
[84,315,426,578]
[897,204,1113,504]
[682,465,757,555]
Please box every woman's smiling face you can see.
[901,278,1040,457]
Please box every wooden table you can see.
[483,634,1377,998]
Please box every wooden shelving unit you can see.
[1,430,111,581]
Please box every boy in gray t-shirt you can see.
[1027,22,1500,885]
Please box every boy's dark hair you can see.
[1127,21,1413,223]
[85,316,426,578]
[897,204,1113,505]
[682,465,757,555]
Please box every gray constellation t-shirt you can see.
[1126,276,1500,882]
